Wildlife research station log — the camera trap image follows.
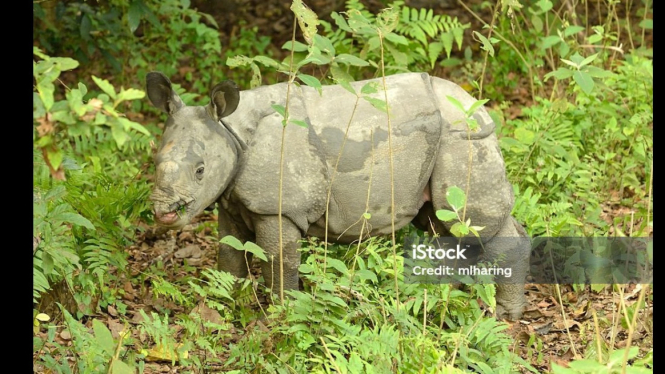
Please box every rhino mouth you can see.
[154,199,192,226]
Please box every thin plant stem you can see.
[277,16,299,303]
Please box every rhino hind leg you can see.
[482,216,530,320]
[252,215,302,297]
[426,132,530,320]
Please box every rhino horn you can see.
[146,71,184,115]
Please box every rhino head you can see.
[146,71,242,229]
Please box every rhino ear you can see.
[146,71,184,115]
[207,80,240,121]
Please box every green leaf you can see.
[441,32,454,58]
[220,235,244,251]
[473,31,495,57]
[467,99,489,116]
[639,19,653,30]
[290,0,320,44]
[337,79,356,95]
[297,73,322,95]
[335,54,369,66]
[111,122,129,148]
[560,58,580,69]
[531,15,543,33]
[92,319,115,354]
[51,57,79,72]
[450,222,469,237]
[271,104,286,117]
[253,55,283,69]
[111,360,135,374]
[80,14,91,39]
[445,186,466,211]
[544,67,574,80]
[118,117,151,136]
[128,1,143,33]
[384,32,409,45]
[290,119,309,128]
[282,40,309,52]
[573,70,594,94]
[313,34,335,55]
[299,263,314,273]
[356,269,378,283]
[92,76,117,100]
[579,53,599,67]
[536,0,553,12]
[436,209,458,222]
[117,88,145,102]
[563,25,585,37]
[46,148,64,171]
[584,66,614,78]
[540,35,561,49]
[331,12,352,32]
[42,253,54,276]
[445,95,466,114]
[427,41,444,68]
[468,225,484,237]
[363,97,387,113]
[363,212,371,220]
[514,127,536,144]
[327,258,348,274]
[58,212,95,230]
[37,81,55,112]
[244,242,268,262]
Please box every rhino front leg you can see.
[253,215,302,297]
[217,207,255,279]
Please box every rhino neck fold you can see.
[220,119,246,200]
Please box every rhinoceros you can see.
[146,71,531,320]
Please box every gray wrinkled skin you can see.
[146,71,531,320]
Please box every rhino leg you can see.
[427,130,530,320]
[481,216,530,321]
[217,207,255,279]
[253,215,302,296]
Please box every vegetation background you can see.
[33,0,652,373]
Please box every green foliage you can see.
[502,53,652,237]
[36,308,139,373]
[552,347,652,373]
[229,0,469,87]
[33,0,223,93]
[33,47,152,179]
[220,238,530,373]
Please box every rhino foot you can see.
[495,283,527,321]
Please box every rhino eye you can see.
[195,165,205,179]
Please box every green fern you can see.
[394,2,468,66]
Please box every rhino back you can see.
[301,73,442,238]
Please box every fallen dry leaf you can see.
[174,244,202,259]
[144,343,188,362]
[123,281,135,301]
[35,115,55,137]
[107,304,118,317]
[108,319,126,339]
[190,302,224,326]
